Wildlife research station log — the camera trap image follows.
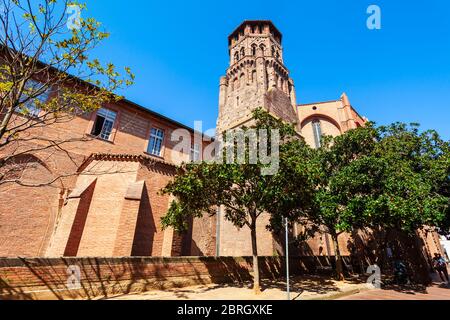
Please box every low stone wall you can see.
[0,256,345,300]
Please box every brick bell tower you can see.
[215,21,297,257]
[216,20,299,135]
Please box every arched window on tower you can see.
[312,119,322,149]
[271,46,275,57]
[240,47,245,58]
[251,44,257,56]
[276,51,280,60]
[259,44,265,56]
[251,70,257,83]
[234,52,239,63]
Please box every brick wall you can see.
[0,147,81,257]
[0,256,331,300]
[135,161,178,256]
[190,214,217,256]
[0,93,212,257]
[219,212,277,256]
[44,157,196,258]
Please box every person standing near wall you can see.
[432,253,449,284]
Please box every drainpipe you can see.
[216,206,221,256]
[285,217,290,300]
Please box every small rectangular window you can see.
[91,108,117,140]
[21,79,50,117]
[147,128,164,156]
[190,143,201,162]
[312,120,322,148]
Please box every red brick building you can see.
[0,20,444,271]
[0,96,215,257]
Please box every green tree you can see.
[307,123,378,280]
[161,109,314,294]
[308,122,449,279]
[346,123,450,259]
[0,0,134,185]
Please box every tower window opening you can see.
[234,52,239,63]
[251,44,257,56]
[236,96,239,106]
[240,47,245,58]
[251,70,256,83]
[259,44,265,56]
[312,119,322,149]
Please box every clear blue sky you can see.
[85,0,450,139]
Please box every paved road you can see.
[339,283,450,300]
[107,276,369,300]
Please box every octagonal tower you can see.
[216,20,299,135]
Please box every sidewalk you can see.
[339,270,450,300]
[338,282,450,300]
[106,275,369,300]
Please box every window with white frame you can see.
[91,108,117,140]
[147,128,164,156]
[190,143,200,162]
[312,119,322,148]
[21,79,51,117]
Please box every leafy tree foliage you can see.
[161,108,314,294]
[307,123,379,279]
[0,0,134,185]
[308,122,450,279]
[163,113,449,285]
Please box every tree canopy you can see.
[161,108,315,293]
[307,122,450,279]
[162,110,450,286]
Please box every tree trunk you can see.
[0,80,25,142]
[0,104,14,142]
[378,229,389,269]
[250,223,261,294]
[331,232,344,281]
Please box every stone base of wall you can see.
[0,256,348,300]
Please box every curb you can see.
[305,287,369,300]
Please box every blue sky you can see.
[85,0,450,139]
